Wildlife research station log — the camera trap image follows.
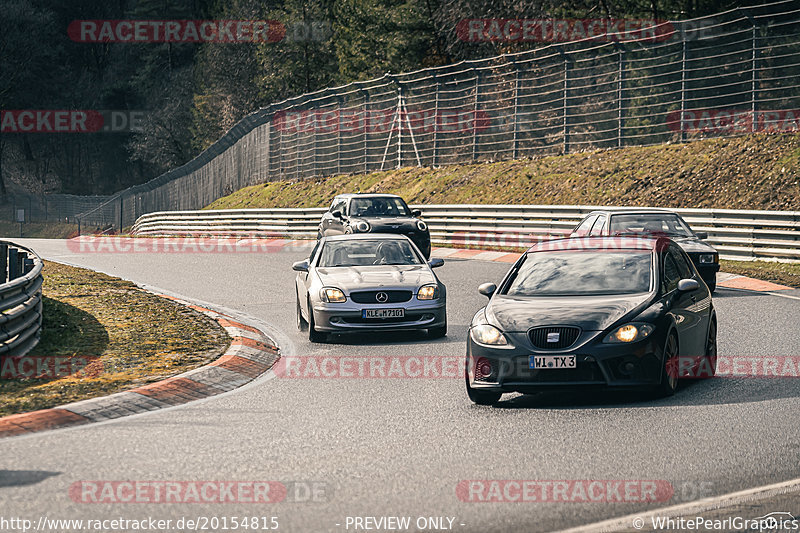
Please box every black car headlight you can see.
[355,220,370,233]
[320,287,346,303]
[698,253,717,264]
[416,220,428,232]
[603,323,655,343]
[417,284,439,300]
[470,324,512,347]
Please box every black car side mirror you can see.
[412,209,422,217]
[677,278,699,292]
[478,283,497,298]
[332,211,343,219]
[428,258,444,269]
[695,231,708,240]
[292,260,309,272]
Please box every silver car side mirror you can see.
[478,283,497,298]
[677,278,699,292]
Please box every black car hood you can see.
[485,293,653,332]
[672,237,716,254]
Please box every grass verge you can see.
[0,261,230,416]
[720,259,800,289]
[206,134,800,211]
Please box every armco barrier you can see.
[0,241,44,359]
[130,205,800,262]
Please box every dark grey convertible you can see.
[292,234,447,342]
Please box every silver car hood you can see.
[316,265,435,290]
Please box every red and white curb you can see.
[0,295,279,439]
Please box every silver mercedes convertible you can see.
[292,234,447,342]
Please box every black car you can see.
[571,209,720,292]
[466,236,717,405]
[318,193,432,258]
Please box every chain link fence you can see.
[4,1,799,231]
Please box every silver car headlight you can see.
[470,324,510,347]
[417,284,439,300]
[698,253,717,264]
[355,220,370,232]
[603,323,654,343]
[416,220,428,231]
[320,287,346,303]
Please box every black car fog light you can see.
[475,357,493,381]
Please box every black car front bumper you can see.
[466,330,667,393]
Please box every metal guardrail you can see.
[0,241,44,359]
[130,205,800,262]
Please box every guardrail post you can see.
[0,244,7,284]
[8,248,19,281]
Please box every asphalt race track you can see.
[2,239,800,533]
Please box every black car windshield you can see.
[504,251,652,296]
[609,213,693,237]
[349,197,410,217]
[319,239,422,267]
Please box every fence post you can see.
[119,195,124,231]
[363,91,369,173]
[680,36,689,143]
[432,73,439,167]
[617,44,626,148]
[472,69,480,161]
[313,107,318,178]
[562,52,571,154]
[750,18,759,132]
[511,59,520,159]
[397,83,403,169]
[337,96,343,175]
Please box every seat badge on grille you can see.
[547,332,560,343]
[376,292,389,303]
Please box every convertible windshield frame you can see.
[317,238,424,268]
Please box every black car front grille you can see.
[350,290,413,304]
[528,326,581,350]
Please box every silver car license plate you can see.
[529,355,576,369]
[363,308,405,319]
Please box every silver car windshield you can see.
[319,240,422,267]
[609,213,692,237]
[505,251,652,296]
[349,197,410,217]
